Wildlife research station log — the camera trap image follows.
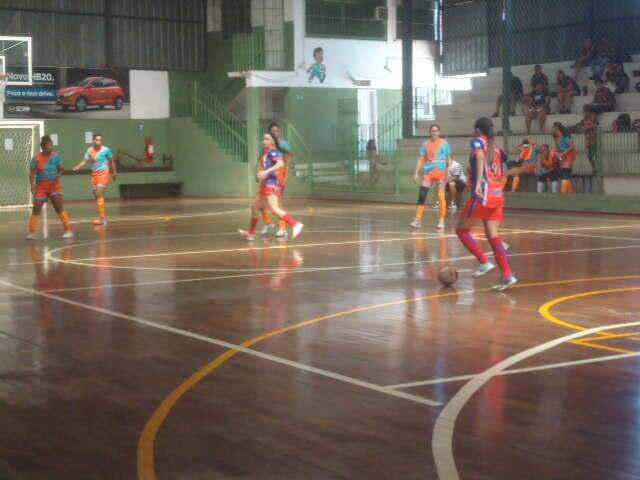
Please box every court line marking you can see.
[136,275,640,480]
[0,279,441,395]
[44,243,640,275]
[57,223,640,263]
[432,288,640,480]
[387,351,640,390]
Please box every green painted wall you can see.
[169,117,251,197]
[377,90,401,117]
[45,119,177,201]
[284,88,358,154]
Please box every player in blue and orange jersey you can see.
[552,122,578,193]
[411,123,452,230]
[239,133,303,241]
[456,117,526,291]
[26,135,74,240]
[73,133,118,225]
[259,122,295,238]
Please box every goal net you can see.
[0,121,43,209]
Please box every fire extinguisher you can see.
[144,137,154,163]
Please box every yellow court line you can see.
[576,331,640,343]
[570,340,634,354]
[137,275,640,480]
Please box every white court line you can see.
[432,319,640,480]
[0,279,441,408]
[44,243,640,274]
[40,243,640,293]
[387,351,640,390]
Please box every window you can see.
[396,0,435,41]
[221,0,251,40]
[306,0,387,40]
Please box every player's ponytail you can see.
[474,117,495,164]
[267,132,282,153]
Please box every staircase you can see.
[171,80,248,163]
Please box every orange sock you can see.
[567,180,574,193]
[96,197,106,218]
[261,209,272,225]
[561,180,573,193]
[511,176,521,192]
[59,211,72,231]
[438,192,447,218]
[279,219,287,231]
[415,205,426,222]
[29,214,39,234]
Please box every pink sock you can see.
[248,217,259,235]
[281,214,297,227]
[456,228,489,264]
[489,237,512,278]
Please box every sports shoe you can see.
[238,229,255,241]
[493,275,518,292]
[260,223,275,236]
[62,231,75,239]
[472,262,495,278]
[437,219,445,230]
[449,203,457,211]
[291,223,304,240]
[25,233,35,240]
[93,218,107,226]
[409,220,422,229]
[275,229,288,238]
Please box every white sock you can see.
[551,181,559,193]
[537,182,545,193]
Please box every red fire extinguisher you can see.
[144,137,154,164]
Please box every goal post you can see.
[0,120,44,209]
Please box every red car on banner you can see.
[57,76,125,112]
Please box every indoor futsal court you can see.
[2,199,640,479]
[3,1,640,479]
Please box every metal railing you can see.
[171,80,248,162]
[306,128,640,196]
[232,31,265,71]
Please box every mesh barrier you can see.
[0,125,37,208]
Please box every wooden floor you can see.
[2,197,640,480]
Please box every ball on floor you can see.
[437,266,458,287]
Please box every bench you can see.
[119,182,183,200]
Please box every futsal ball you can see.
[437,266,458,287]
[308,207,315,213]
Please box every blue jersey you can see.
[31,152,63,182]
[84,146,113,172]
[468,136,507,201]
[261,148,284,186]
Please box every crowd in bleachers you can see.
[491,37,638,135]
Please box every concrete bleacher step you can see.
[425,112,640,136]
[436,93,640,120]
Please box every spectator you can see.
[572,39,594,81]
[446,159,467,209]
[492,75,524,118]
[589,38,614,81]
[556,70,578,114]
[614,63,630,94]
[536,144,560,193]
[575,105,599,173]
[526,83,550,134]
[365,139,382,186]
[605,63,617,90]
[588,79,615,114]
[530,64,549,94]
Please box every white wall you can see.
[246,37,436,90]
[130,70,170,119]
[242,0,437,90]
